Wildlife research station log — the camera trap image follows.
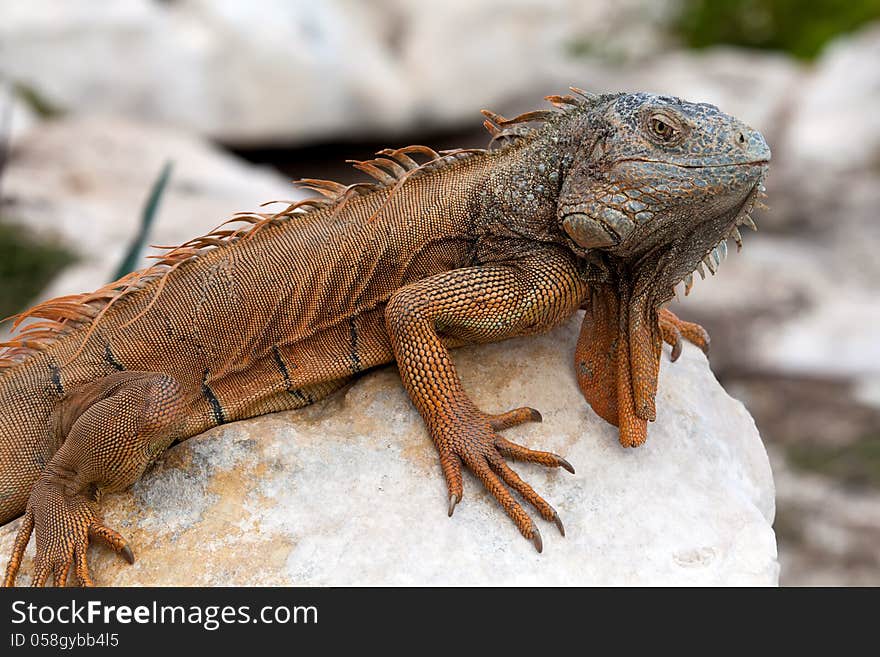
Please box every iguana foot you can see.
[438,404,572,552]
[659,308,710,362]
[3,478,134,587]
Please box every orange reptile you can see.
[0,89,768,586]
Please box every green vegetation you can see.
[12,82,62,119]
[673,0,880,60]
[113,161,173,280]
[0,221,76,319]
[787,432,880,489]
[565,38,631,64]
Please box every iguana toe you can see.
[89,520,136,564]
[488,406,543,431]
[659,308,710,359]
[434,407,571,550]
[3,479,134,587]
[493,435,575,473]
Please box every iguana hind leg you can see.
[3,371,184,587]
[386,250,587,551]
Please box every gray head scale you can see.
[558,92,769,289]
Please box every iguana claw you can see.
[553,512,565,537]
[3,478,135,587]
[488,406,543,431]
[659,308,710,360]
[531,525,543,553]
[556,456,576,475]
[447,493,459,518]
[433,404,570,551]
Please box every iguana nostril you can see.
[740,128,772,161]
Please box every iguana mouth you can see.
[618,157,771,170]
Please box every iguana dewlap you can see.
[0,89,769,586]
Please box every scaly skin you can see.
[0,89,769,585]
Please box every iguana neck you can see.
[468,112,597,258]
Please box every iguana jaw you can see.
[570,157,768,307]
[560,159,768,258]
[637,164,768,301]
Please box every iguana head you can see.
[555,92,770,446]
[559,91,769,284]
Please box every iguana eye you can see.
[650,116,677,141]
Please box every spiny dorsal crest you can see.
[0,87,599,372]
[481,86,600,148]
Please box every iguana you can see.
[0,89,769,586]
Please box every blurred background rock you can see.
[1,0,878,585]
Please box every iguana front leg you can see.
[658,308,710,362]
[385,249,588,551]
[575,296,712,449]
[3,371,184,587]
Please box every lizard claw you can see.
[669,334,683,362]
[531,525,543,553]
[488,406,543,431]
[555,455,576,475]
[3,479,135,587]
[553,512,565,537]
[434,404,571,553]
[89,521,135,564]
[447,493,459,518]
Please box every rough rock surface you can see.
[0,316,778,586]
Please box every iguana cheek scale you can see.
[0,88,768,586]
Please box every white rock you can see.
[0,315,778,585]
[392,0,674,127]
[674,232,880,391]
[784,24,880,172]
[0,0,810,149]
[0,83,40,147]
[0,0,411,144]
[0,0,685,144]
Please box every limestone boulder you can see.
[783,24,880,173]
[0,0,678,145]
[0,315,778,585]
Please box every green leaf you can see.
[113,161,173,280]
